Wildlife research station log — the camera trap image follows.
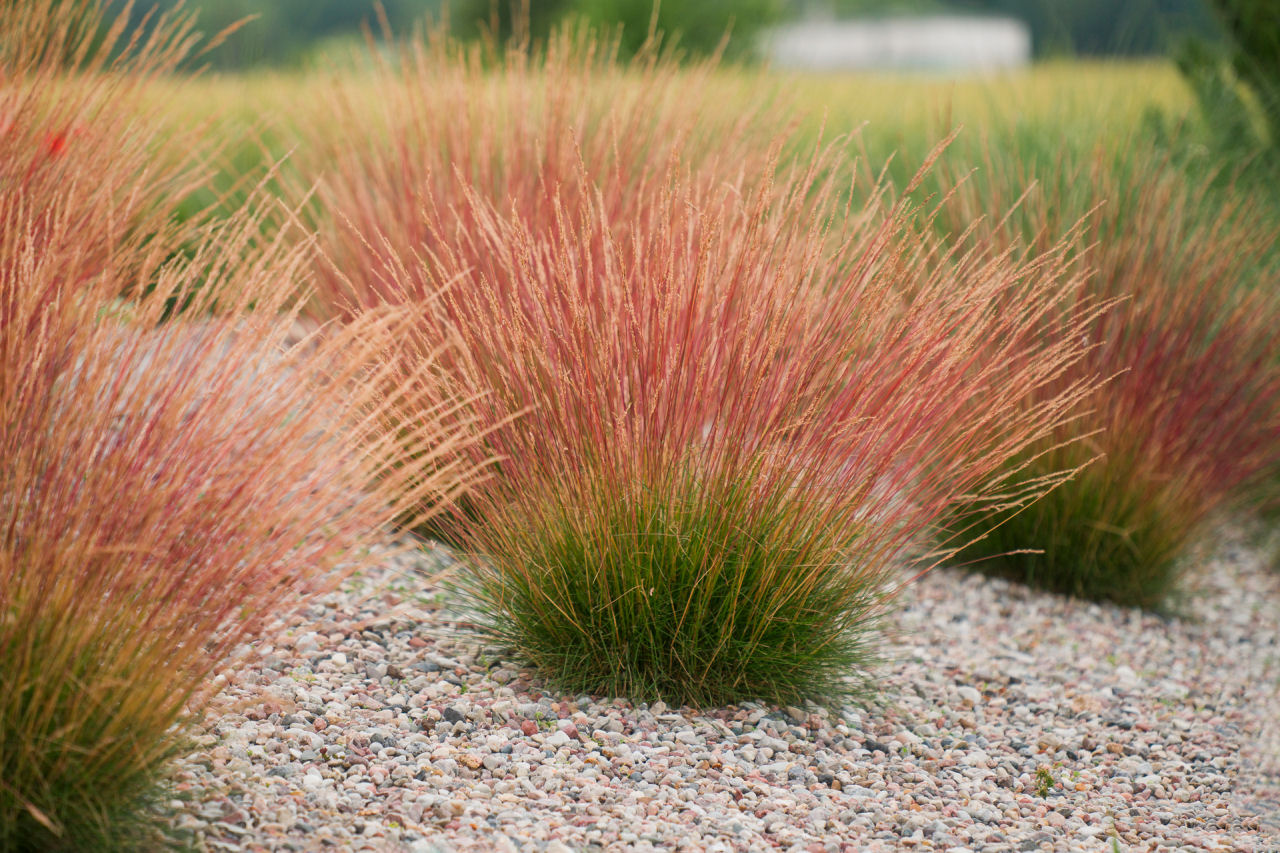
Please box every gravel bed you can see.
[166,529,1280,852]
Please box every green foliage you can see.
[113,0,446,68]
[571,0,784,58]
[451,0,783,59]
[453,474,887,707]
[1211,0,1280,144]
[1176,0,1280,169]
[1034,765,1056,797]
[954,445,1196,611]
[446,0,573,43]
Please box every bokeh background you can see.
[118,0,1223,69]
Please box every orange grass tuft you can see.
[940,144,1280,607]
[1,3,481,847]
[295,26,794,546]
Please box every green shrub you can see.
[1177,0,1280,169]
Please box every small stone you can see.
[521,719,538,736]
[1036,734,1062,752]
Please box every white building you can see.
[764,16,1032,72]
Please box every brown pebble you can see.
[521,719,538,736]
[408,637,428,648]
[458,754,482,770]
[1107,743,1124,754]
[314,718,327,732]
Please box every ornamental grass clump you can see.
[0,232,467,850]
[1,3,479,849]
[940,146,1280,608]
[327,117,1107,705]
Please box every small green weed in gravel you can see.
[1034,766,1057,798]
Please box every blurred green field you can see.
[149,58,1198,245]
[791,61,1188,140]
[159,59,1190,170]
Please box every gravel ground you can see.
[167,527,1280,852]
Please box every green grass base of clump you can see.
[1,629,196,853]
[0,772,190,853]
[1254,472,1280,527]
[954,452,1198,611]
[1243,475,1280,569]
[453,476,886,709]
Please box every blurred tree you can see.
[447,0,575,43]
[1176,0,1280,164]
[449,0,784,58]
[572,0,785,57]
[114,0,445,68]
[1211,0,1280,144]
